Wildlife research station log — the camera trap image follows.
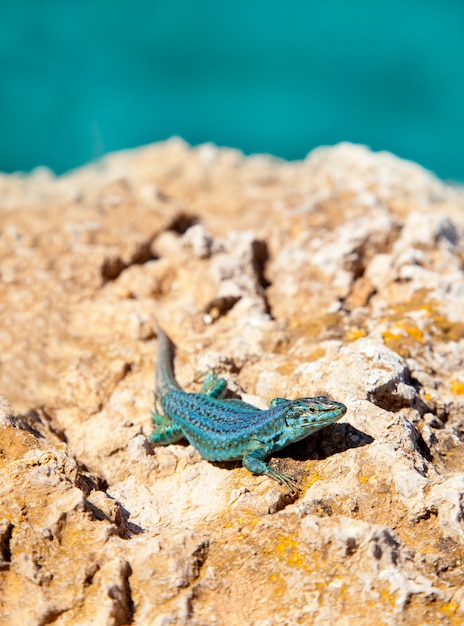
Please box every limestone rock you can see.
[1,141,464,624]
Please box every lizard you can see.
[149,323,347,492]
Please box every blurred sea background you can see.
[1,0,463,180]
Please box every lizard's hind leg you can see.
[150,404,184,445]
[199,372,228,399]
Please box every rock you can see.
[1,140,464,623]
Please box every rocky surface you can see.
[0,140,464,625]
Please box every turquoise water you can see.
[1,1,463,180]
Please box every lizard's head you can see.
[283,395,346,441]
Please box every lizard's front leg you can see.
[242,440,300,493]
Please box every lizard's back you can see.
[161,390,287,461]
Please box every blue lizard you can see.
[149,324,347,492]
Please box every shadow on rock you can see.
[277,423,374,462]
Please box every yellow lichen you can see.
[382,321,428,358]
[302,469,320,490]
[274,534,306,568]
[275,361,296,376]
[290,313,344,339]
[440,602,458,617]
[306,347,327,362]
[345,328,366,342]
[391,289,435,315]
[267,571,286,597]
[382,330,412,358]
[380,589,398,609]
[428,314,464,343]
[404,325,425,342]
[383,330,403,343]
[386,290,464,344]
[450,379,464,395]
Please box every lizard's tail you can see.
[155,321,182,395]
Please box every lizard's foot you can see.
[243,448,301,494]
[264,466,301,494]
